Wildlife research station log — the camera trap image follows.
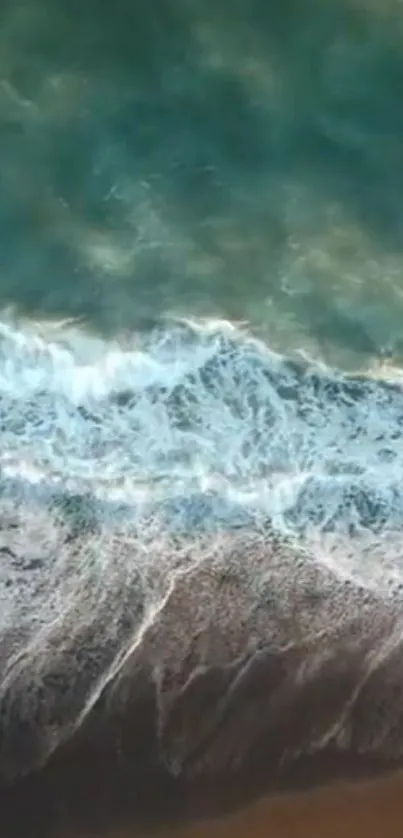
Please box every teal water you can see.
[1,0,403,561]
[2,0,403,551]
[2,0,403,367]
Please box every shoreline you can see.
[3,758,403,837]
[172,770,403,838]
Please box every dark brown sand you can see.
[170,772,403,838]
[4,772,403,838]
[19,772,403,838]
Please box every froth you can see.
[1,315,403,830]
[1,315,403,559]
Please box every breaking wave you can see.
[1,313,403,788]
[2,315,403,545]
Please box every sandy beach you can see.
[170,772,403,838]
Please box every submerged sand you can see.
[2,524,403,836]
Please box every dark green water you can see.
[2,0,403,367]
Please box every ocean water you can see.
[2,0,403,365]
[2,0,403,834]
[2,0,403,571]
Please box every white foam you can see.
[1,312,403,587]
[1,312,403,779]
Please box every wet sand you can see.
[170,772,403,838]
[2,771,402,838]
[3,502,403,836]
[64,772,403,838]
